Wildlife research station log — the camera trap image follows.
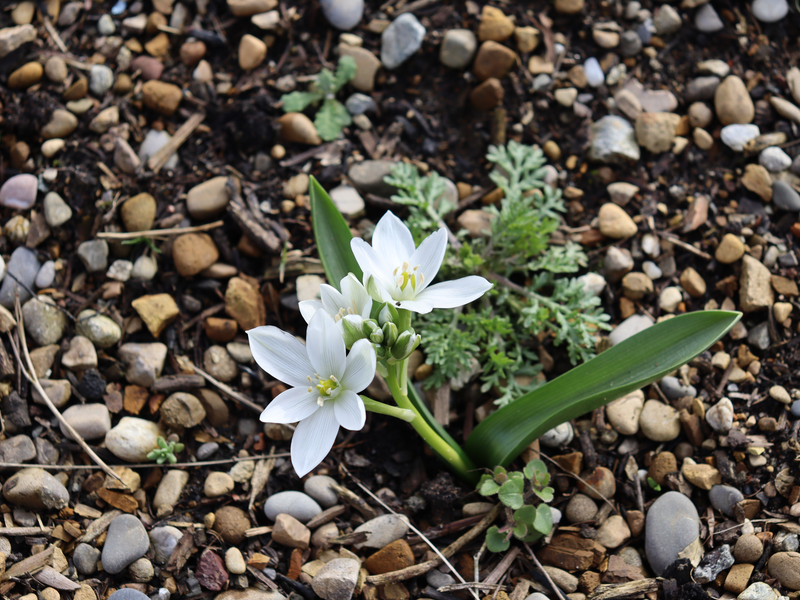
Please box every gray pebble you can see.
[747,322,771,351]
[772,181,800,211]
[345,93,376,115]
[426,569,456,588]
[348,160,397,196]
[381,13,426,70]
[439,29,477,69]
[196,442,219,461]
[12,508,36,527]
[694,4,724,32]
[77,240,109,273]
[644,491,701,576]
[587,115,640,163]
[774,532,799,553]
[320,0,363,30]
[149,526,183,564]
[709,484,744,517]
[22,296,66,346]
[73,543,101,575]
[98,14,116,35]
[752,0,788,23]
[538,422,574,447]
[264,491,322,523]
[101,514,149,574]
[660,375,696,400]
[0,247,40,308]
[304,475,339,508]
[694,544,734,583]
[353,514,409,549]
[35,261,56,289]
[791,400,800,418]
[685,76,720,102]
[89,64,114,96]
[108,590,150,600]
[619,31,641,58]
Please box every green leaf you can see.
[309,176,362,290]
[157,436,167,449]
[512,521,528,539]
[523,459,547,481]
[478,474,500,496]
[533,503,554,536]
[334,56,357,91]
[315,99,352,142]
[647,477,662,492]
[406,380,463,455]
[282,90,323,113]
[486,526,510,553]
[314,69,338,96]
[514,505,537,525]
[465,311,741,468]
[533,486,554,503]
[173,443,185,453]
[498,477,524,509]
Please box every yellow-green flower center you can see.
[310,374,340,406]
[393,262,424,292]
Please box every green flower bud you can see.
[391,330,421,360]
[362,319,382,342]
[341,317,365,349]
[378,303,400,326]
[382,322,398,347]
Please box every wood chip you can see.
[165,530,195,572]
[77,510,121,543]
[96,488,139,513]
[33,566,81,591]
[2,546,54,581]
[305,505,346,530]
[148,111,205,173]
[587,578,659,599]
[331,484,377,520]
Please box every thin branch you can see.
[0,453,290,471]
[96,221,224,240]
[538,452,616,513]
[523,542,569,600]
[11,298,121,483]
[656,231,712,261]
[148,112,205,173]
[191,364,264,414]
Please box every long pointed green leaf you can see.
[310,176,362,290]
[465,311,741,468]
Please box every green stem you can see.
[397,309,412,394]
[386,367,479,484]
[361,396,415,422]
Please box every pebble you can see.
[578,272,606,296]
[44,56,67,83]
[150,526,184,564]
[0,174,37,210]
[770,385,792,404]
[635,112,680,153]
[197,442,219,460]
[8,61,42,89]
[61,403,110,441]
[89,64,114,96]
[695,545,734,583]
[139,129,179,170]
[694,3,724,32]
[715,233,745,264]
[609,314,653,345]
[748,322,770,351]
[643,261,662,280]
[264,491,322,523]
[107,591,149,600]
[539,422,574,447]
[142,80,183,116]
[278,113,321,145]
[645,491,701,576]
[584,57,604,87]
[0,24,36,58]
[565,493,598,523]
[604,246,634,282]
[639,400,680,441]
[2,467,69,509]
[606,390,644,435]
[470,78,504,111]
[338,44,381,92]
[0,435,35,464]
[173,233,220,276]
[588,116,640,163]
[75,309,121,349]
[577,466,616,501]
[345,93,376,115]
[41,110,78,142]
[304,475,339,508]
[706,398,734,433]
[118,343,167,387]
[41,139,65,158]
[715,75,753,125]
[514,26,539,53]
[77,240,109,273]
[73,544,101,575]
[740,254,774,313]
[311,558,360,600]
[0,247,40,308]
[768,552,800,590]
[720,124,760,151]
[354,514,409,549]
[204,345,238,382]
[348,160,396,195]
[227,342,253,364]
[478,6,514,42]
[114,139,140,174]
[105,416,163,462]
[98,14,116,35]
[653,5,681,35]
[129,558,154,582]
[225,548,246,574]
[598,203,637,238]
[752,0,788,23]
[738,583,780,600]
[734,534,763,563]
[273,514,310,549]
[760,146,791,172]
[686,76,720,102]
[329,185,365,218]
[213,506,251,545]
[205,472,235,497]
[22,296,66,346]
[439,29,477,69]
[132,255,158,280]
[320,0,363,30]
[427,570,456,588]
[162,392,206,429]
[596,515,630,549]
[680,267,706,297]
[660,376,696,401]
[102,514,149,574]
[239,34,267,71]
[153,471,189,518]
[381,13,426,70]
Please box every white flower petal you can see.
[340,273,374,319]
[306,311,346,380]
[247,326,313,387]
[365,273,395,304]
[409,228,447,291]
[334,390,366,431]
[413,277,493,310]
[351,238,389,283]
[299,300,323,324]
[291,402,339,477]
[260,386,320,424]
[372,211,416,270]
[319,283,346,316]
[340,338,377,392]
[393,298,435,314]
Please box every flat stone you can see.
[740,254,774,313]
[22,296,66,346]
[645,491,701,576]
[264,491,322,522]
[187,177,233,220]
[311,558,360,600]
[61,404,111,441]
[105,417,163,462]
[639,400,680,441]
[132,293,180,338]
[304,475,339,508]
[153,471,189,518]
[0,247,40,308]
[588,116,640,163]
[695,3,724,31]
[609,314,653,345]
[101,514,149,574]
[272,513,310,549]
[0,435,36,464]
[3,467,69,510]
[0,174,37,210]
[353,514,409,549]
[0,25,37,58]
[772,181,800,211]
[162,392,206,429]
[43,192,72,227]
[338,44,381,92]
[440,29,477,69]
[77,240,109,273]
[330,185,365,218]
[75,309,122,348]
[381,13,425,70]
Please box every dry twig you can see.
[148,112,205,172]
[97,220,224,240]
[191,364,264,414]
[523,542,568,600]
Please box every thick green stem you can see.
[361,396,415,422]
[397,309,412,394]
[386,367,478,484]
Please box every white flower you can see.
[299,273,373,333]
[350,211,492,314]
[248,311,377,477]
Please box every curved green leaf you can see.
[310,176,362,291]
[465,311,741,468]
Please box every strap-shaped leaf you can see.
[310,176,363,291]
[465,310,741,468]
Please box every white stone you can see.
[609,314,654,345]
[642,261,662,280]
[694,4,724,32]
[105,417,164,462]
[706,398,733,433]
[752,0,788,23]
[107,260,133,282]
[720,124,760,151]
[131,255,158,280]
[578,272,606,296]
[584,57,605,87]
[138,129,179,171]
[759,146,792,173]
[329,185,365,218]
[659,286,682,313]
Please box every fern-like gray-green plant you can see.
[281,56,357,142]
[386,141,611,406]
